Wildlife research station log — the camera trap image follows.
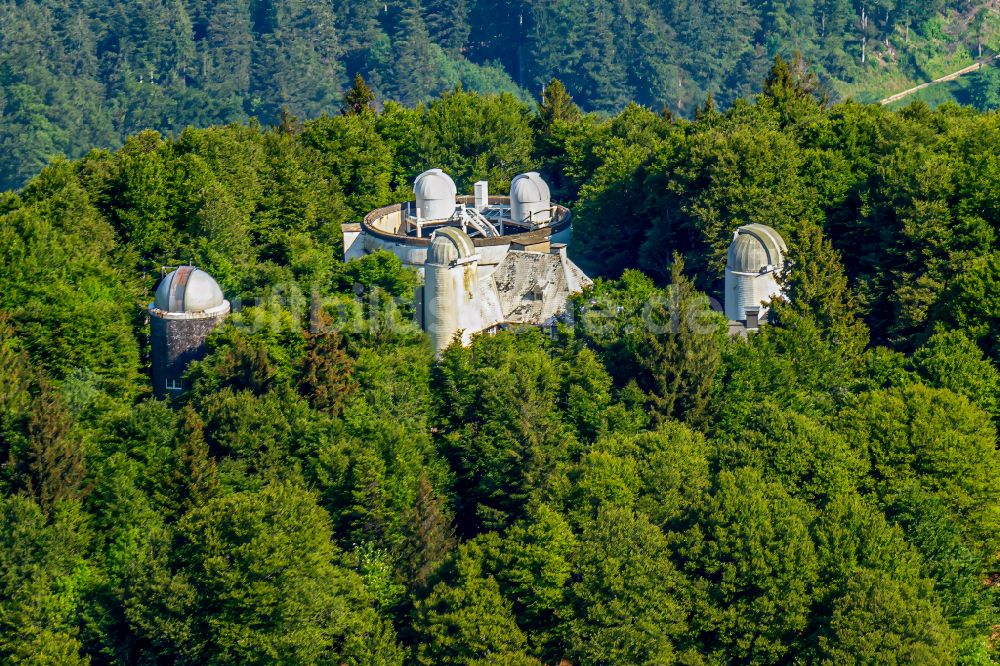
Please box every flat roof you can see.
[361,196,571,248]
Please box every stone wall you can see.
[150,311,227,398]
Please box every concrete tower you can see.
[724,224,787,325]
[423,227,482,355]
[149,266,230,398]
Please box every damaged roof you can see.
[480,250,593,329]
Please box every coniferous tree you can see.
[386,1,438,106]
[201,0,254,100]
[634,255,727,425]
[249,0,344,122]
[202,335,278,396]
[0,496,90,664]
[19,389,87,511]
[276,105,301,135]
[341,73,377,116]
[466,0,526,77]
[399,473,456,588]
[532,76,590,203]
[576,0,632,112]
[763,53,821,104]
[160,406,218,519]
[299,329,357,417]
[762,52,827,126]
[412,542,532,665]
[347,447,391,546]
[536,78,582,127]
[694,91,716,120]
[0,317,32,433]
[772,223,869,360]
[331,0,385,83]
[423,0,471,54]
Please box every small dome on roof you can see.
[510,172,552,224]
[427,227,476,265]
[414,169,458,221]
[726,224,786,273]
[510,172,551,203]
[153,266,226,313]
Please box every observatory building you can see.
[346,170,591,354]
[723,223,787,333]
[148,266,230,398]
[344,169,573,275]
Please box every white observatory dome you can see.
[724,224,787,323]
[414,169,458,221]
[427,226,476,265]
[510,172,552,225]
[726,224,786,273]
[153,266,226,313]
[728,234,771,273]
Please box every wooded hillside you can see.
[0,69,997,663]
[2,0,999,191]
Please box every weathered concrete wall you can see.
[424,259,482,356]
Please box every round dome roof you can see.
[153,266,226,313]
[413,169,457,201]
[728,234,770,273]
[510,172,550,204]
[427,227,475,265]
[726,224,786,273]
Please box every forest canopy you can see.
[0,60,998,664]
[1,0,1000,190]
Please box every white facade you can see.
[723,224,787,324]
[348,170,588,354]
[423,228,591,356]
[424,228,483,354]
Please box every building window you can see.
[165,378,183,392]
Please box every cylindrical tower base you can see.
[149,303,230,398]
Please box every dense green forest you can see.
[0,64,999,663]
[3,0,1000,191]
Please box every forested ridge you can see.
[3,0,1000,191]
[0,65,999,663]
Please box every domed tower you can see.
[510,172,552,226]
[148,266,230,398]
[414,168,458,221]
[724,224,787,324]
[424,227,482,355]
